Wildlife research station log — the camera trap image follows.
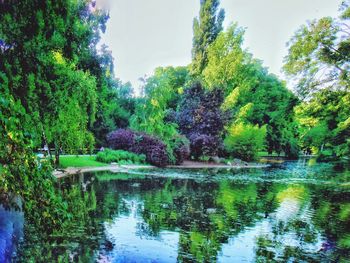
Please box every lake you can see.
[2,159,350,262]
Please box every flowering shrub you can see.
[106,129,168,167]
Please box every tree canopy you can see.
[1,0,349,238]
[191,0,225,76]
[284,1,350,159]
[283,1,350,99]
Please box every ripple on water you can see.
[5,161,350,262]
[128,162,349,187]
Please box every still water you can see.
[2,159,350,262]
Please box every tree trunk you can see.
[42,130,51,158]
[320,143,324,152]
[55,143,60,167]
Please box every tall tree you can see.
[176,82,227,158]
[0,0,110,164]
[130,66,190,164]
[131,66,189,138]
[294,89,350,157]
[284,1,350,159]
[191,0,225,75]
[283,1,350,99]
[203,25,299,157]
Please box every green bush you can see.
[317,149,336,162]
[224,122,266,161]
[96,148,146,164]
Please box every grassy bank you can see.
[258,151,286,157]
[59,155,107,168]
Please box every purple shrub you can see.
[131,133,163,154]
[147,145,169,167]
[189,133,220,159]
[171,135,190,164]
[176,82,228,159]
[106,129,135,150]
[174,145,190,164]
[131,133,169,167]
[106,129,168,167]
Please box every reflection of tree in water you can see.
[16,173,106,262]
[13,168,349,262]
[309,186,350,262]
[94,172,350,262]
[137,178,280,262]
[135,177,350,262]
[254,185,350,262]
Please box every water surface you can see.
[3,159,350,262]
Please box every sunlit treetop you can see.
[283,0,350,99]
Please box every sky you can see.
[99,0,341,91]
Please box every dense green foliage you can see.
[191,0,225,75]
[294,90,350,158]
[130,66,190,164]
[0,92,71,235]
[0,0,132,242]
[96,149,146,164]
[0,0,134,165]
[284,1,350,159]
[224,122,266,161]
[203,24,299,158]
[0,1,349,258]
[90,50,135,147]
[0,0,101,165]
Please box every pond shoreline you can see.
[53,161,269,178]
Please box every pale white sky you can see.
[99,0,341,90]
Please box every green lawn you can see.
[59,155,107,168]
[258,151,285,157]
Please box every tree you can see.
[130,66,189,140]
[283,1,350,99]
[203,23,246,92]
[0,0,110,165]
[203,25,299,157]
[223,103,267,162]
[176,82,228,158]
[284,1,350,159]
[43,52,97,164]
[85,44,135,147]
[0,80,70,233]
[130,67,190,164]
[191,0,225,75]
[295,89,350,157]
